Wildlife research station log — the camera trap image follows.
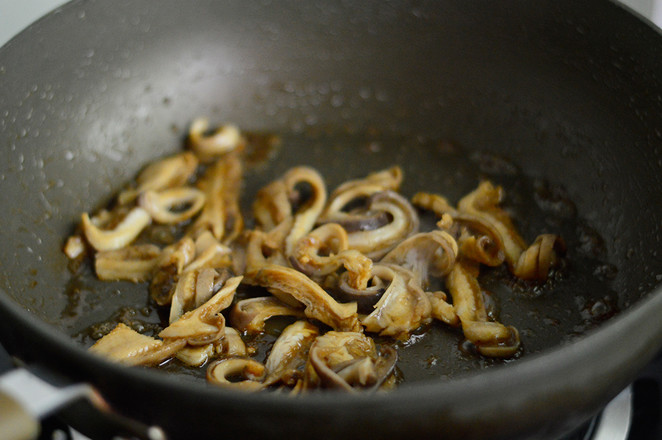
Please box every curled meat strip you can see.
[168,268,231,324]
[230,296,306,333]
[319,166,403,227]
[343,191,420,260]
[415,183,564,280]
[381,230,458,286]
[263,320,319,388]
[304,331,397,392]
[149,237,196,306]
[159,276,242,346]
[117,152,198,205]
[188,119,244,163]
[361,264,432,339]
[290,223,372,291]
[206,358,266,391]
[514,234,566,280]
[446,260,520,357]
[252,167,327,258]
[81,207,151,252]
[139,187,206,224]
[413,191,506,267]
[455,181,526,271]
[248,264,360,332]
[187,152,243,243]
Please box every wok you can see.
[1,0,662,439]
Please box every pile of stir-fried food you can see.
[63,120,565,393]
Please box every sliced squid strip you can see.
[263,321,319,387]
[513,234,566,280]
[346,191,420,260]
[185,231,233,273]
[159,276,242,345]
[117,152,198,205]
[411,191,457,217]
[216,327,247,357]
[282,166,328,256]
[95,244,161,282]
[89,323,185,366]
[81,207,151,252]
[188,119,243,162]
[457,181,527,271]
[290,223,372,291]
[149,237,196,306]
[176,344,214,367]
[381,230,458,286]
[320,166,403,222]
[139,187,206,224]
[230,296,306,334]
[446,260,520,357]
[206,358,266,391]
[253,179,291,232]
[426,290,459,326]
[305,331,394,392]
[248,264,360,332]
[361,264,431,340]
[188,152,243,242]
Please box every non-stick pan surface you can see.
[2,1,662,439]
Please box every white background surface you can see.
[0,0,661,48]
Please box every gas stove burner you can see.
[548,387,632,440]
[589,387,632,440]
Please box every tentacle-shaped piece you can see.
[139,187,206,224]
[290,223,372,291]
[361,264,432,340]
[243,230,290,279]
[248,264,360,332]
[345,191,420,260]
[206,358,266,391]
[411,191,457,217]
[81,207,151,252]
[320,166,403,224]
[456,181,527,271]
[117,152,198,205]
[95,244,161,282]
[513,234,566,280]
[188,118,244,163]
[230,296,306,334]
[381,230,458,286]
[282,167,328,256]
[446,260,520,357]
[456,226,505,267]
[187,151,243,243]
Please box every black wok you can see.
[1,0,662,439]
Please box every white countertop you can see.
[1,0,661,48]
